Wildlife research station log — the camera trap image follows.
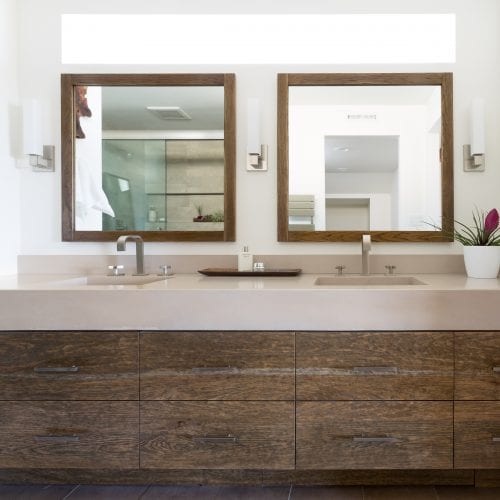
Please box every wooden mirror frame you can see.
[61,73,236,242]
[277,73,454,242]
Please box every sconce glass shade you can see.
[22,99,43,156]
[247,98,260,154]
[470,98,485,156]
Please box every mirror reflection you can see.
[74,85,225,232]
[288,85,442,233]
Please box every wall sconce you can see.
[22,99,55,172]
[463,98,485,172]
[246,98,268,171]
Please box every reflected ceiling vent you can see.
[146,106,192,120]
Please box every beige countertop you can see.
[0,273,499,331]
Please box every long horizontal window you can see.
[61,14,456,64]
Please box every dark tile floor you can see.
[0,485,500,500]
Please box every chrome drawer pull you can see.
[34,366,79,373]
[353,436,399,444]
[353,366,398,375]
[193,434,239,444]
[492,437,500,442]
[191,366,237,373]
[35,435,80,443]
[492,367,500,373]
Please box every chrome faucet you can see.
[361,234,371,275]
[116,235,147,276]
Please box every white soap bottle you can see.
[238,246,253,272]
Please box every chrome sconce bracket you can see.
[246,144,268,171]
[29,145,55,172]
[463,144,485,172]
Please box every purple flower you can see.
[484,208,499,238]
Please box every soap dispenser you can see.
[238,246,253,272]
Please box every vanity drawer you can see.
[455,402,500,468]
[0,401,139,468]
[296,332,453,400]
[296,401,453,470]
[140,401,294,469]
[0,332,138,400]
[455,332,500,400]
[140,332,294,400]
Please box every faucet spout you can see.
[361,234,371,275]
[116,235,147,276]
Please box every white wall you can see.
[0,0,20,273]
[12,0,500,257]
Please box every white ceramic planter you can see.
[463,246,500,279]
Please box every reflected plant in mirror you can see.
[278,73,454,242]
[61,74,235,242]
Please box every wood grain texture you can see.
[296,332,453,400]
[0,401,139,469]
[140,332,294,400]
[277,74,289,242]
[455,402,500,469]
[276,72,454,243]
[61,73,236,242]
[455,332,500,400]
[475,470,500,487]
[296,401,453,470]
[0,468,475,486]
[140,401,294,469]
[0,332,138,400]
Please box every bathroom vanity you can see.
[0,273,498,486]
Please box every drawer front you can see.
[296,401,453,470]
[140,401,294,469]
[455,332,500,400]
[296,332,453,400]
[0,332,138,400]
[455,402,500,469]
[140,332,294,400]
[0,401,139,469]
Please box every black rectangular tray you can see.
[198,268,302,277]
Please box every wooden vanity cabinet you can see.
[139,331,295,470]
[295,332,455,470]
[0,329,498,484]
[0,332,139,469]
[454,332,500,470]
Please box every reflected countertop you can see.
[0,273,499,331]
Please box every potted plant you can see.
[452,208,500,278]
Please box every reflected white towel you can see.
[75,158,115,219]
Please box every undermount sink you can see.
[86,275,168,286]
[314,275,428,286]
[53,275,169,286]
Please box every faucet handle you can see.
[107,265,125,276]
[158,265,173,277]
[385,265,397,275]
[335,265,346,276]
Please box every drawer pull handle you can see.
[191,366,237,373]
[34,366,79,373]
[353,366,398,375]
[34,435,80,443]
[492,367,500,373]
[353,436,399,444]
[193,434,238,444]
[492,437,500,442]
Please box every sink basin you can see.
[86,275,168,286]
[50,275,169,287]
[314,276,428,286]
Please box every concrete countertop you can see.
[0,273,499,331]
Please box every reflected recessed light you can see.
[336,167,348,171]
[333,147,350,152]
